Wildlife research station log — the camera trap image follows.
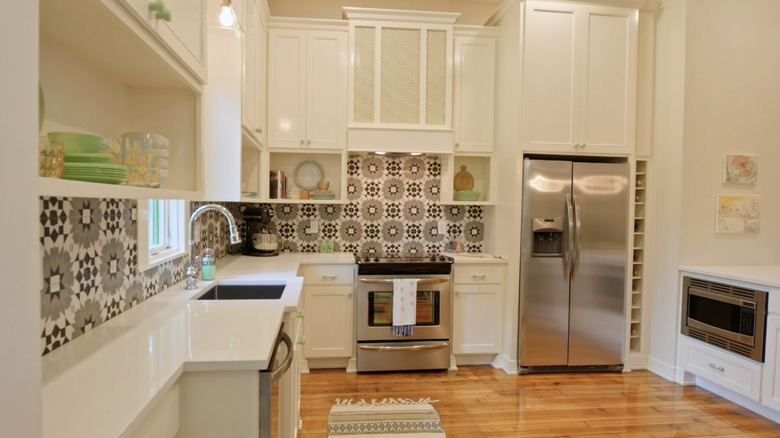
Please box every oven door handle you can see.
[358,342,450,352]
[358,278,448,285]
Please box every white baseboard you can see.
[625,355,650,370]
[647,356,678,382]
[492,355,516,374]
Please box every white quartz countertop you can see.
[443,252,508,264]
[41,252,352,438]
[680,265,780,289]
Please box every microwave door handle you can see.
[571,194,582,282]
[564,194,574,281]
[270,331,293,383]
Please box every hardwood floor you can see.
[297,366,780,437]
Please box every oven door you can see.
[357,275,451,342]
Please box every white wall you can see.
[679,0,780,266]
[648,0,686,379]
[0,2,43,437]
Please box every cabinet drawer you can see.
[302,265,355,285]
[454,265,505,284]
[680,336,762,402]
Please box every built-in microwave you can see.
[681,276,767,362]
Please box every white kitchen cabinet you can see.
[522,1,638,155]
[300,265,355,366]
[453,35,497,153]
[452,263,506,355]
[39,0,204,199]
[242,0,268,148]
[119,0,207,83]
[761,314,780,411]
[345,8,457,153]
[268,27,348,149]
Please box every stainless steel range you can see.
[355,254,454,372]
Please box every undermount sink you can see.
[195,284,285,300]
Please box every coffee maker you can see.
[242,206,279,257]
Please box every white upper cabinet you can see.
[522,1,638,155]
[453,34,497,153]
[241,0,267,148]
[344,8,458,153]
[119,0,207,83]
[267,27,348,150]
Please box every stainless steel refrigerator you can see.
[519,158,629,374]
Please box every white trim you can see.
[137,199,188,272]
[342,7,460,24]
[648,356,678,382]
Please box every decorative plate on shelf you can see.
[294,160,324,190]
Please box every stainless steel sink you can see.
[195,284,285,300]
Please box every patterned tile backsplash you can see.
[39,154,483,355]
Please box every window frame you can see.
[137,199,188,272]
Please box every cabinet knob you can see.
[300,139,304,145]
[255,128,263,134]
[455,142,460,148]
[348,292,353,297]
[455,290,461,296]
[149,1,172,21]
[297,336,306,345]
[307,139,312,145]
[295,310,306,318]
[708,362,725,372]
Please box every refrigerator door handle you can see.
[572,194,582,281]
[564,193,574,281]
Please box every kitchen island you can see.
[41,252,353,438]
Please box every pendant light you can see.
[218,0,243,38]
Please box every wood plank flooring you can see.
[297,366,780,437]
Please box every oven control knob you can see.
[363,257,371,262]
[430,255,437,261]
[373,257,379,262]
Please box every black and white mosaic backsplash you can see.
[39,155,483,355]
[245,154,484,255]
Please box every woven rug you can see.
[328,397,446,437]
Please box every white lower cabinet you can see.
[452,263,506,355]
[300,265,356,366]
[128,384,179,438]
[761,314,780,411]
[178,370,261,437]
[679,335,762,402]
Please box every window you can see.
[138,199,187,271]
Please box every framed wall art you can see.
[723,154,758,184]
[715,194,761,233]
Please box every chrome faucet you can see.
[185,204,242,290]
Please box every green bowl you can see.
[454,190,480,202]
[48,132,103,154]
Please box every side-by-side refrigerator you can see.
[519,158,629,374]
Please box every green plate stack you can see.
[62,162,128,184]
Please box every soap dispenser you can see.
[201,248,216,281]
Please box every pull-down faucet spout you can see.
[185,204,242,290]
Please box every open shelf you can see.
[441,154,496,205]
[262,150,347,202]
[629,159,649,355]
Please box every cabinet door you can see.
[578,5,637,153]
[453,284,502,354]
[303,286,354,358]
[120,0,207,83]
[453,36,496,153]
[522,1,637,155]
[762,314,780,411]
[242,0,263,145]
[305,31,348,149]
[522,2,578,152]
[268,29,307,148]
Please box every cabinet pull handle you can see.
[255,128,263,134]
[348,292,353,297]
[455,142,460,147]
[295,310,305,318]
[472,274,486,279]
[297,336,306,345]
[307,139,312,145]
[300,139,304,145]
[455,290,461,296]
[708,362,725,372]
[322,274,337,279]
[149,1,164,13]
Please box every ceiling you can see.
[266,0,504,25]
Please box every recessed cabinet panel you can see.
[453,36,496,153]
[303,286,354,359]
[269,30,307,147]
[523,5,577,148]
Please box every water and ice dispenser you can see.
[531,217,564,257]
